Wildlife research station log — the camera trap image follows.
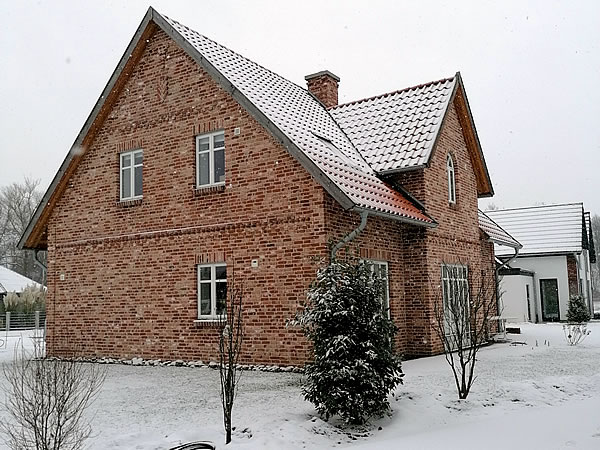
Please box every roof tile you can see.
[330,77,455,173]
[161,13,434,225]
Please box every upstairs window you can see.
[197,263,227,319]
[196,131,225,187]
[447,154,456,204]
[120,149,143,200]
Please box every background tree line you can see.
[0,177,46,284]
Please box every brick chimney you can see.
[305,70,340,108]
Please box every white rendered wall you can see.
[499,275,534,322]
[510,255,570,322]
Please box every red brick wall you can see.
[567,254,579,296]
[386,99,495,356]
[45,28,328,366]
[44,27,496,364]
[306,75,339,108]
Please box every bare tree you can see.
[433,263,497,399]
[218,278,244,445]
[1,343,106,450]
[0,178,46,283]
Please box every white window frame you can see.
[197,263,227,320]
[447,154,456,204]
[196,130,225,188]
[441,263,469,347]
[365,260,390,318]
[120,149,143,201]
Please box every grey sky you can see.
[1,0,599,214]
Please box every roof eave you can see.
[20,7,361,250]
[19,7,159,250]
[352,206,438,229]
[453,72,494,197]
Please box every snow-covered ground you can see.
[1,323,600,449]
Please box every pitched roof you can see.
[478,210,521,249]
[330,74,494,197]
[330,77,456,173]
[19,8,436,250]
[486,203,586,257]
[0,266,42,294]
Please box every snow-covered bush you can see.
[566,294,591,324]
[563,324,590,346]
[291,256,403,424]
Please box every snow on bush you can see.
[291,256,403,424]
[566,294,591,324]
[564,294,592,346]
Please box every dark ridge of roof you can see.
[330,75,456,111]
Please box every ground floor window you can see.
[197,263,227,319]
[441,264,470,345]
[365,260,390,318]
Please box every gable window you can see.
[447,154,456,204]
[120,149,143,200]
[197,263,227,319]
[196,131,225,187]
[366,260,390,318]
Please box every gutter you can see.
[331,211,369,259]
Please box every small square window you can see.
[120,149,143,201]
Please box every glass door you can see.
[540,279,559,322]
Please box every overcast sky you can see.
[1,0,599,214]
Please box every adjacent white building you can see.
[486,203,596,323]
[0,265,43,302]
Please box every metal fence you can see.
[0,311,46,332]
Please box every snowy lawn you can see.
[1,323,600,449]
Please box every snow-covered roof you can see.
[478,210,521,249]
[159,13,435,226]
[19,7,443,250]
[0,266,42,294]
[330,77,456,173]
[486,203,586,257]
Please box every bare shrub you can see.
[563,324,591,346]
[0,343,106,449]
[218,278,244,445]
[433,263,497,399]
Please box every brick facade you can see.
[567,254,579,296]
[43,27,495,365]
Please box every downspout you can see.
[34,249,47,286]
[331,211,369,259]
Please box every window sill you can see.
[193,184,226,196]
[117,198,143,207]
[194,319,225,327]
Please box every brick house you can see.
[19,7,519,365]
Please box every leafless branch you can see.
[432,263,497,399]
[0,342,106,450]
[218,277,244,445]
